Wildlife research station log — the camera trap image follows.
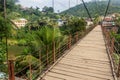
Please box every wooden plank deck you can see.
[40,25,114,80]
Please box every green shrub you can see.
[18,39,27,46]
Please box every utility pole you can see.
[4,0,15,80]
[4,0,6,19]
[69,0,70,9]
[52,0,54,12]
[76,0,78,5]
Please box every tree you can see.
[51,27,63,62]
[0,42,7,73]
[42,6,54,13]
[0,0,4,16]
[35,26,64,64]
[93,14,100,25]
[0,16,11,41]
[18,54,39,80]
[35,26,52,65]
[0,0,19,14]
[15,31,40,79]
[60,18,86,35]
[7,12,21,19]
[115,17,120,27]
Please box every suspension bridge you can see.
[37,25,116,80]
[2,0,120,80]
[37,0,119,79]
[11,23,119,80]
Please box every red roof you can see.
[104,17,113,21]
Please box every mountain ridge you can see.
[61,0,120,17]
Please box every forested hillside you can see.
[0,0,57,22]
[61,0,120,17]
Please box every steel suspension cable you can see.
[81,0,93,21]
[103,0,111,21]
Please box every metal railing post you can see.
[29,63,32,80]
[68,35,71,49]
[75,32,78,42]
[117,59,120,77]
[110,37,114,55]
[8,60,15,80]
[53,41,56,63]
[39,50,42,74]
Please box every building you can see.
[102,16,118,33]
[0,72,7,79]
[57,19,67,26]
[102,16,115,27]
[86,21,93,29]
[12,18,28,29]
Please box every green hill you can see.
[61,0,120,17]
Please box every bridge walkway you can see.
[40,25,114,80]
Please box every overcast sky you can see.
[17,0,92,12]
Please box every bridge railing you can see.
[7,25,95,80]
[102,26,120,78]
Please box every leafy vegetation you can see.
[60,18,86,35]
[0,42,7,73]
[3,0,120,79]
[0,0,88,79]
[110,14,120,67]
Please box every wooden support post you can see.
[75,32,78,42]
[53,41,56,63]
[106,31,110,48]
[68,35,71,49]
[105,31,108,43]
[39,50,42,74]
[29,63,32,80]
[110,38,114,55]
[104,28,106,37]
[46,46,49,66]
[8,60,15,80]
[70,35,71,47]
[58,44,60,55]
[117,59,120,77]
[103,28,106,35]
[107,32,110,47]
[101,26,103,32]
[68,36,70,49]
